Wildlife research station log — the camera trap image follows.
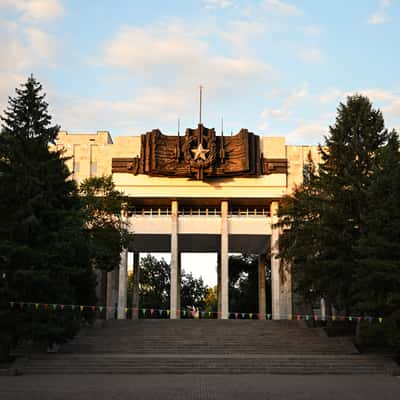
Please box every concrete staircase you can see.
[19,320,398,375]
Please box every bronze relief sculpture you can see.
[112,124,287,180]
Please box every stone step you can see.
[19,319,396,375]
[21,354,394,375]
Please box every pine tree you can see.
[318,95,388,312]
[354,131,400,316]
[0,76,95,357]
[278,95,390,314]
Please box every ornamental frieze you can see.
[112,124,287,180]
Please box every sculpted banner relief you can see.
[112,124,287,180]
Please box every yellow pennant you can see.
[80,306,84,312]
[167,310,170,316]
[288,314,292,320]
[332,315,336,321]
[35,303,39,310]
[124,307,128,313]
[379,317,383,323]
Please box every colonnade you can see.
[106,201,292,320]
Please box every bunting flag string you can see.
[6,301,386,323]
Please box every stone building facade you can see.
[55,125,321,320]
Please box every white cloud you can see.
[0,17,59,113]
[102,22,274,93]
[303,25,322,35]
[287,84,309,103]
[287,121,328,144]
[367,0,391,24]
[384,99,400,117]
[263,0,302,16]
[219,20,266,53]
[317,87,400,130]
[26,28,57,65]
[203,0,234,9]
[368,11,390,24]
[54,88,196,134]
[297,48,324,64]
[357,88,397,103]
[0,0,64,20]
[319,88,343,104]
[260,84,309,127]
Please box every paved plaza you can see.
[0,374,399,400]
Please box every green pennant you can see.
[348,316,352,322]
[305,315,310,320]
[52,304,57,310]
[99,306,103,312]
[142,309,146,315]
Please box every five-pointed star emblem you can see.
[191,143,209,161]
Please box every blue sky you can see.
[1,0,399,146]
[1,0,399,286]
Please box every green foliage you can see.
[353,132,400,316]
[357,319,400,351]
[0,76,96,358]
[204,286,217,312]
[79,175,132,273]
[278,155,325,306]
[136,255,170,310]
[229,254,268,313]
[278,95,398,316]
[127,254,208,314]
[181,272,207,310]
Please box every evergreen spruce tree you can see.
[277,154,326,311]
[354,131,400,317]
[317,95,388,312]
[278,95,390,315]
[0,76,95,357]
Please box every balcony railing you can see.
[128,208,171,217]
[230,208,270,217]
[128,207,271,218]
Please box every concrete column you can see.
[220,200,229,319]
[258,254,267,318]
[270,201,281,320]
[177,252,182,315]
[106,268,118,319]
[113,265,119,317]
[320,298,326,321]
[170,200,180,319]
[270,201,292,320]
[131,252,140,320]
[217,253,222,318]
[106,269,114,320]
[117,249,128,319]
